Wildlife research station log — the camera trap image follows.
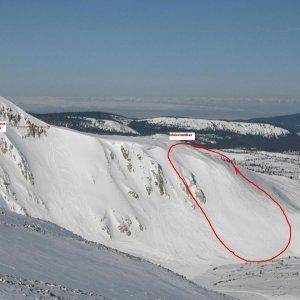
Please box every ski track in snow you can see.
[216,289,271,300]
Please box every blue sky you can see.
[0,0,299,101]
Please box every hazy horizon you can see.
[5,95,300,120]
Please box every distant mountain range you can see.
[248,113,300,132]
[33,111,300,151]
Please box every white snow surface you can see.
[0,96,299,297]
[197,257,300,299]
[0,210,228,299]
[139,116,290,137]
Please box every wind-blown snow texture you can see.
[0,96,299,298]
[0,210,228,299]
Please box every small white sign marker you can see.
[169,132,195,141]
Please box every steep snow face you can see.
[0,211,228,300]
[0,96,299,280]
[139,117,290,137]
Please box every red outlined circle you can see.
[167,142,292,263]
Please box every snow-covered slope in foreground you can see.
[0,210,228,299]
[0,96,299,281]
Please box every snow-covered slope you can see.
[0,210,228,299]
[85,117,138,134]
[65,115,139,134]
[197,256,300,299]
[0,96,299,284]
[138,117,290,137]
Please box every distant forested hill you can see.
[248,113,300,132]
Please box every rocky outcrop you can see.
[0,166,26,215]
[0,103,48,139]
[189,173,206,203]
[0,136,34,185]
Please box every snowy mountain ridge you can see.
[63,115,139,135]
[34,109,293,138]
[138,116,290,137]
